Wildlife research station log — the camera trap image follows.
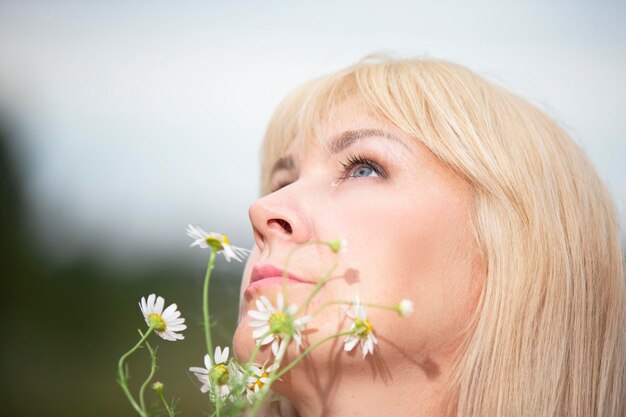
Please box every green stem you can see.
[296,263,337,316]
[312,299,348,316]
[139,340,158,413]
[248,335,291,417]
[117,326,155,417]
[157,392,175,417]
[312,299,400,316]
[281,240,333,307]
[215,390,221,417]
[273,331,353,380]
[244,329,272,368]
[203,250,217,359]
[202,249,219,416]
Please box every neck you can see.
[273,347,454,417]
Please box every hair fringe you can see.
[259,57,626,417]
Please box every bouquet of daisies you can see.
[116,225,413,417]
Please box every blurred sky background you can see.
[1,0,625,265]
[0,1,624,416]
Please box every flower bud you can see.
[151,381,164,394]
[397,299,414,317]
[328,238,348,254]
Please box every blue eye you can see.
[351,165,377,178]
[340,154,387,179]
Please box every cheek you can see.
[332,184,478,353]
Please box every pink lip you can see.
[248,264,311,288]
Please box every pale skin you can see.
[234,98,484,417]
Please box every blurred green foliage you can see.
[1,120,243,417]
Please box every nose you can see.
[248,188,314,252]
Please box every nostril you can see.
[268,218,293,235]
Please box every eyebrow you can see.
[270,155,295,176]
[270,128,406,176]
[328,128,405,154]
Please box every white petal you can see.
[252,326,270,339]
[276,292,284,311]
[286,305,298,315]
[363,339,374,357]
[193,374,210,385]
[341,304,354,319]
[250,365,263,377]
[200,384,211,394]
[260,335,274,345]
[259,296,274,312]
[147,294,156,311]
[157,331,173,341]
[218,346,229,364]
[249,320,268,328]
[204,354,213,369]
[186,224,202,239]
[219,384,230,398]
[271,340,280,356]
[344,336,359,351]
[233,246,251,259]
[255,299,267,312]
[292,332,302,348]
[190,239,204,248]
[166,331,184,341]
[248,310,270,320]
[161,303,177,319]
[189,366,208,374]
[223,245,242,262]
[222,246,233,262]
[293,315,311,327]
[154,296,165,315]
[165,310,181,321]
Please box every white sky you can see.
[0,0,624,264]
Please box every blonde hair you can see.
[258,57,626,417]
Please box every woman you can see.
[233,57,626,417]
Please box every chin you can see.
[232,316,257,363]
[233,313,284,364]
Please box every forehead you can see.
[270,98,413,169]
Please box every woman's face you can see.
[234,98,483,389]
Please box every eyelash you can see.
[339,153,387,180]
[270,153,386,192]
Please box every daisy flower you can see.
[189,346,233,401]
[139,294,186,341]
[186,224,251,262]
[247,293,311,356]
[244,361,277,403]
[343,296,378,358]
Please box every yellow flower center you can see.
[147,313,167,331]
[354,317,373,338]
[210,364,229,386]
[204,234,229,252]
[249,371,269,391]
[269,312,290,334]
